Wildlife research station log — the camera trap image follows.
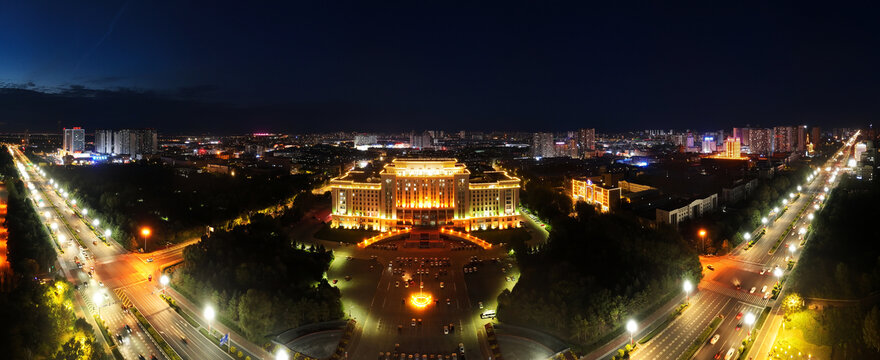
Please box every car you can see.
[478,301,483,309]
[736,323,742,331]
[125,324,132,333]
[725,348,736,360]
[750,287,756,294]
[99,281,104,287]
[440,282,444,288]
[411,318,416,327]
[736,312,743,319]
[345,275,352,281]
[759,269,766,275]
[447,298,451,305]
[90,266,94,271]
[761,285,768,293]
[714,351,722,359]
[332,279,338,284]
[405,282,409,288]
[763,292,771,299]
[443,325,449,334]
[146,257,153,262]
[137,355,146,360]
[396,281,400,287]
[148,275,152,282]
[459,343,465,354]
[710,334,720,344]
[707,265,715,271]
[116,334,123,342]
[417,318,422,326]
[346,256,353,260]
[87,271,92,278]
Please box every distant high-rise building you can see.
[702,136,717,153]
[531,133,555,158]
[112,129,158,157]
[733,128,751,146]
[748,128,773,155]
[62,127,85,154]
[796,125,807,152]
[577,128,595,157]
[354,134,378,147]
[773,126,796,153]
[410,131,433,149]
[95,130,114,154]
[811,127,821,145]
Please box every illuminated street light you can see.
[773,207,779,213]
[814,204,820,210]
[93,292,104,318]
[92,219,100,226]
[698,229,707,253]
[789,244,796,254]
[797,186,802,191]
[82,208,88,216]
[50,222,58,231]
[774,267,784,279]
[761,217,768,225]
[58,234,66,243]
[824,186,829,192]
[275,349,290,360]
[798,227,806,235]
[71,199,77,205]
[160,275,169,294]
[744,312,756,336]
[808,213,814,220]
[683,280,693,302]
[789,192,795,198]
[743,232,751,241]
[204,305,216,334]
[104,229,111,238]
[626,319,638,345]
[141,227,151,252]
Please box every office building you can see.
[702,136,717,153]
[571,178,620,213]
[531,133,555,158]
[748,128,773,155]
[713,137,747,160]
[62,127,85,154]
[774,126,796,153]
[112,129,158,157]
[797,125,807,152]
[95,130,114,154]
[330,159,521,231]
[733,128,750,146]
[577,128,596,157]
[811,127,821,145]
[656,194,718,226]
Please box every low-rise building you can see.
[655,193,718,226]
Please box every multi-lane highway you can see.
[11,147,237,360]
[630,133,858,360]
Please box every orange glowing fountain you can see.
[410,293,433,308]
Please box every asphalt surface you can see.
[629,136,856,360]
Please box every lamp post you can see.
[160,275,169,294]
[141,227,151,252]
[93,292,104,318]
[275,349,290,360]
[744,312,756,337]
[683,280,693,303]
[626,319,637,346]
[774,267,784,285]
[204,305,215,335]
[698,229,707,253]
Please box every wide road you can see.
[12,147,232,360]
[628,135,856,360]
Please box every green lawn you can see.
[313,224,380,244]
[468,227,531,244]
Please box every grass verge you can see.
[93,315,114,346]
[677,315,723,360]
[755,306,771,330]
[131,307,183,360]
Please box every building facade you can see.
[112,129,158,157]
[571,178,620,213]
[94,129,114,154]
[577,128,596,157]
[531,132,555,158]
[655,193,719,226]
[62,127,85,154]
[774,126,796,153]
[330,159,521,231]
[748,128,773,155]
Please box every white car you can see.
[750,287,756,294]
[710,334,720,345]
[725,348,736,360]
[761,285,768,293]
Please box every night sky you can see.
[1,1,879,133]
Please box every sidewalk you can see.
[166,287,273,360]
[580,292,686,360]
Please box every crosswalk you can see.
[115,287,133,308]
[702,281,771,306]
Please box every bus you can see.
[480,310,496,319]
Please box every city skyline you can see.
[2,2,880,132]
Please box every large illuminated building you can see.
[330,159,521,231]
[571,177,620,213]
[712,137,748,160]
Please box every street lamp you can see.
[807,213,814,220]
[204,305,216,335]
[789,192,795,198]
[82,208,88,216]
[761,217,767,225]
[683,280,693,303]
[92,219,100,227]
[789,243,796,254]
[782,199,788,205]
[626,319,637,345]
[160,275,169,294]
[743,233,751,241]
[58,234,66,244]
[141,227,151,252]
[275,349,290,360]
[104,229,111,238]
[797,186,802,191]
[93,292,104,318]
[774,267,784,284]
[744,312,756,336]
[698,229,707,253]
[773,207,779,213]
[50,222,58,231]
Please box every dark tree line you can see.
[172,214,342,344]
[40,160,312,250]
[498,202,702,349]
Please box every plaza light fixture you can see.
[683,280,693,302]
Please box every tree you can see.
[782,293,804,317]
[237,289,275,341]
[864,306,880,352]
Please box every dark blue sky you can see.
[1,1,879,133]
